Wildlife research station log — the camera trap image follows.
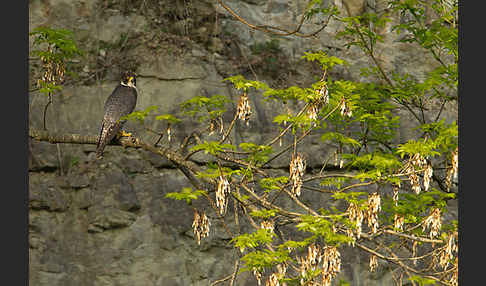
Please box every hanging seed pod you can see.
[392,183,400,206]
[289,152,306,197]
[393,214,404,231]
[265,273,280,286]
[423,208,442,239]
[260,220,275,233]
[307,103,319,122]
[253,268,263,286]
[439,231,457,269]
[216,175,231,215]
[167,124,172,142]
[451,147,458,179]
[192,209,210,245]
[321,246,341,286]
[366,192,381,234]
[236,92,252,126]
[369,254,378,272]
[410,172,421,194]
[450,257,458,285]
[319,82,329,106]
[445,147,459,191]
[339,99,352,117]
[423,162,433,191]
[347,202,364,239]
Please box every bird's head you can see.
[121,71,137,88]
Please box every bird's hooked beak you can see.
[121,76,137,89]
[127,76,136,88]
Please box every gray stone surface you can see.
[29,0,457,285]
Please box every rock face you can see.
[29,1,457,285]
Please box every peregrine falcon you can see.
[96,71,138,158]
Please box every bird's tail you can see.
[96,123,106,159]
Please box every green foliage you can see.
[155,114,181,124]
[264,86,314,103]
[331,191,368,206]
[239,143,273,165]
[419,120,458,152]
[321,132,361,148]
[30,27,82,95]
[396,138,441,159]
[250,209,279,219]
[382,189,455,226]
[259,176,289,192]
[195,162,242,180]
[337,12,390,51]
[239,248,291,273]
[304,1,339,19]
[30,27,82,60]
[278,237,315,252]
[390,0,457,60]
[120,105,158,124]
[224,75,269,92]
[302,50,346,71]
[296,215,354,246]
[180,94,229,122]
[190,141,236,156]
[165,187,207,204]
[70,156,80,168]
[232,228,276,253]
[37,81,63,94]
[320,177,351,189]
[337,279,351,286]
[407,275,437,286]
[273,112,315,131]
[343,152,402,173]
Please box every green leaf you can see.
[296,215,354,246]
[302,51,346,71]
[259,177,289,192]
[321,132,361,148]
[396,138,441,159]
[224,75,269,91]
[407,275,437,286]
[180,94,229,122]
[120,106,158,124]
[155,114,181,124]
[319,177,350,189]
[250,209,279,219]
[165,188,207,204]
[30,27,82,59]
[190,141,236,156]
[232,228,275,253]
[196,162,241,180]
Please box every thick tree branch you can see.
[29,128,209,191]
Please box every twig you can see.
[145,128,164,146]
[56,143,63,175]
[210,274,232,286]
[384,229,444,244]
[216,0,331,38]
[229,259,240,286]
[43,92,53,130]
[355,242,451,286]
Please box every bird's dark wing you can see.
[103,85,138,120]
[96,85,138,158]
